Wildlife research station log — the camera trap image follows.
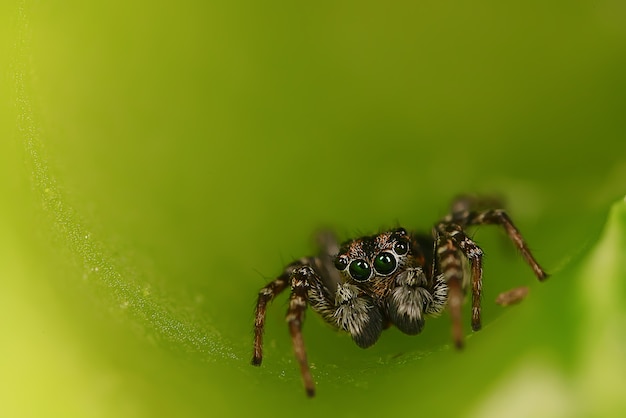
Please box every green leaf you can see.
[2,1,625,417]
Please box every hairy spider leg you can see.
[436,197,549,345]
[435,233,466,349]
[436,223,485,332]
[252,263,317,392]
[457,234,485,331]
[252,255,339,397]
[466,209,548,281]
[448,196,548,281]
[286,265,318,397]
[252,271,290,366]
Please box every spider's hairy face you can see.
[333,228,412,283]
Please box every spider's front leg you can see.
[252,260,320,397]
[436,195,549,348]
[449,195,549,281]
[435,223,484,348]
[285,265,317,397]
[251,269,291,366]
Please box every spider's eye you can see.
[349,259,371,281]
[393,238,409,255]
[334,256,349,271]
[374,251,397,275]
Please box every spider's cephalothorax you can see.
[251,196,548,397]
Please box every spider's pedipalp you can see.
[386,267,430,335]
[333,282,383,348]
[426,273,448,316]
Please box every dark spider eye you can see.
[374,252,397,275]
[349,259,371,281]
[334,256,349,271]
[393,238,409,255]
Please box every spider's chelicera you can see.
[251,196,548,397]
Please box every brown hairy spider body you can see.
[251,196,548,397]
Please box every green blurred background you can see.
[2,1,625,417]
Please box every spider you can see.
[251,196,548,397]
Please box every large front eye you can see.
[349,259,371,281]
[374,251,397,275]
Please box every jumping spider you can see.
[251,196,548,397]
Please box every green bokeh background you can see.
[2,1,625,417]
